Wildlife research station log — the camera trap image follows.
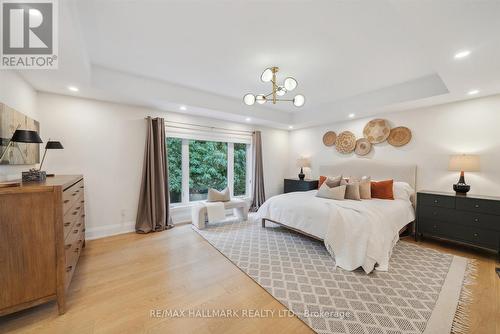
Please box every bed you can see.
[254,160,417,273]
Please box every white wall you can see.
[289,94,500,197]
[0,71,39,181]
[37,93,289,239]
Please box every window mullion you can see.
[227,142,234,196]
[181,139,189,204]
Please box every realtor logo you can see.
[1,0,58,69]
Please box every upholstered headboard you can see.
[319,159,417,206]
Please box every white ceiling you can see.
[19,0,500,129]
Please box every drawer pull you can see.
[474,204,480,208]
[64,222,71,227]
[434,199,439,204]
[74,206,81,210]
[80,186,84,188]
[80,200,85,204]
[64,199,70,204]
[72,211,78,215]
[81,214,85,218]
[66,265,73,272]
[65,244,72,249]
[474,218,479,223]
[73,229,78,234]
[76,222,82,227]
[77,239,83,244]
[82,228,86,232]
[74,248,80,253]
[473,233,479,237]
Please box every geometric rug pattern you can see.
[194,220,454,334]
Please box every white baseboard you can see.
[85,208,193,240]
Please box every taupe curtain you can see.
[250,131,266,212]
[136,117,173,233]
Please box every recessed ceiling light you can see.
[288,125,294,129]
[67,86,79,92]
[467,89,479,95]
[179,105,187,111]
[348,113,355,118]
[245,117,251,122]
[454,50,471,59]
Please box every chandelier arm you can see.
[273,99,294,102]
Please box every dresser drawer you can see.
[63,203,84,239]
[420,219,498,250]
[419,206,457,223]
[62,180,84,215]
[456,197,500,215]
[456,211,500,231]
[418,193,455,209]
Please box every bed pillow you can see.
[319,175,342,188]
[316,183,346,200]
[340,179,361,200]
[371,179,394,200]
[393,181,414,201]
[348,176,371,199]
[207,187,230,202]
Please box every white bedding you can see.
[253,190,415,273]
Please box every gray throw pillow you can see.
[316,183,346,200]
[325,175,342,188]
[207,187,230,202]
[341,179,361,200]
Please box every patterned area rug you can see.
[194,220,473,334]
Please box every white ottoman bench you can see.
[191,198,249,229]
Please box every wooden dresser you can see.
[0,175,85,316]
[416,191,500,257]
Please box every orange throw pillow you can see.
[319,175,327,188]
[371,179,394,200]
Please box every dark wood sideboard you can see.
[416,191,500,257]
[0,175,85,316]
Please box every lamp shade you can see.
[46,141,64,149]
[296,158,311,168]
[11,130,43,143]
[448,154,480,172]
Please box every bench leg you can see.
[261,219,266,228]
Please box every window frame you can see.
[167,134,252,207]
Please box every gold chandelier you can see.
[243,67,305,107]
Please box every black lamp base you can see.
[298,167,305,180]
[453,171,470,195]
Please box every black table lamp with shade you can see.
[39,140,64,177]
[448,154,480,195]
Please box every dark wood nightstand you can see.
[416,191,500,258]
[284,178,319,193]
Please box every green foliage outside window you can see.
[234,143,247,196]
[166,137,182,203]
[189,140,227,201]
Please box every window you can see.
[166,137,182,203]
[166,135,251,205]
[233,143,247,196]
[189,140,228,201]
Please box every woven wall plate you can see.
[363,118,391,144]
[354,138,372,156]
[335,131,356,154]
[388,126,412,147]
[322,131,337,146]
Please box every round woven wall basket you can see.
[354,138,372,156]
[322,131,337,146]
[335,131,356,154]
[363,118,391,144]
[388,126,412,147]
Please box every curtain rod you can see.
[145,117,254,135]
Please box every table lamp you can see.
[39,140,64,176]
[296,158,311,180]
[448,154,480,195]
[0,129,43,163]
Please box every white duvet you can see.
[253,190,415,273]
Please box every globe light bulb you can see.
[276,86,287,96]
[284,77,298,91]
[243,93,255,105]
[260,68,273,82]
[293,94,305,107]
[256,95,267,104]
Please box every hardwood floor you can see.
[0,224,498,334]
